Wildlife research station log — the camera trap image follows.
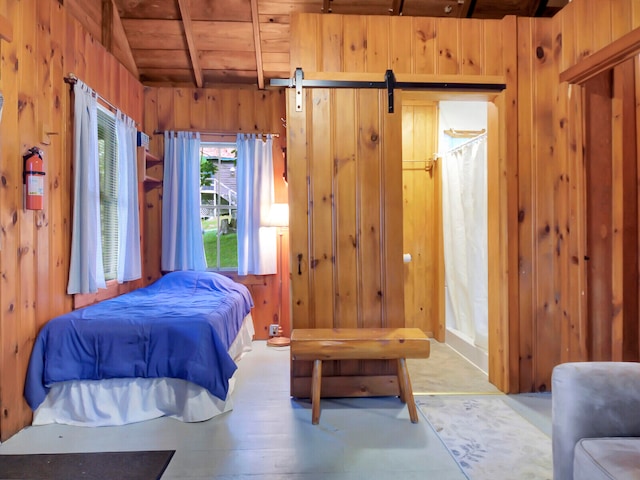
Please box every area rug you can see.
[408,341,501,394]
[0,450,175,480]
[417,396,552,480]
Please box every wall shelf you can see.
[145,151,162,167]
[143,175,162,190]
[142,150,163,190]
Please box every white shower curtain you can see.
[441,134,488,351]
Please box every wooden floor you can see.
[0,341,548,479]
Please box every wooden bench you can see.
[290,328,430,425]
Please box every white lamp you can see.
[265,203,289,347]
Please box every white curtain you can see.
[236,134,277,275]
[115,111,142,282]
[67,81,105,294]
[442,134,488,350]
[161,131,207,271]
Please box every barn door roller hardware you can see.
[270,68,506,113]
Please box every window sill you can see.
[73,278,142,309]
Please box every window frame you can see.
[200,141,238,271]
[97,105,119,282]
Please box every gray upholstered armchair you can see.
[551,362,640,479]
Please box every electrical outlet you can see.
[269,324,279,336]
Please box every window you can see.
[97,106,119,281]
[200,142,238,270]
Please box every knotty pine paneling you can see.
[289,12,517,393]
[145,86,288,340]
[512,0,640,391]
[291,13,509,77]
[401,99,440,338]
[0,0,144,441]
[64,0,137,78]
[290,3,640,394]
[288,87,404,396]
[557,0,640,74]
[553,0,640,363]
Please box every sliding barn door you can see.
[287,87,404,398]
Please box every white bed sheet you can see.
[32,313,255,427]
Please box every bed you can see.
[24,270,254,426]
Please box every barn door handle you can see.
[297,254,303,275]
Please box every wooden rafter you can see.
[101,0,139,78]
[322,0,331,13]
[250,0,265,89]
[102,0,113,52]
[177,0,203,88]
[390,0,403,16]
[460,0,475,17]
[111,2,139,78]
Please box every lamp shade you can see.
[265,203,289,228]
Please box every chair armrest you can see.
[552,362,640,480]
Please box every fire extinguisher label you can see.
[27,175,44,196]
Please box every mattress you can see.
[32,314,254,426]
[24,270,255,426]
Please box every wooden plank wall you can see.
[143,86,288,340]
[291,14,511,76]
[511,0,640,392]
[60,0,138,78]
[0,0,144,440]
[289,13,518,392]
[513,0,640,391]
[290,1,640,393]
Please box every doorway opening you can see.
[402,93,492,376]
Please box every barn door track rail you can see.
[270,68,507,113]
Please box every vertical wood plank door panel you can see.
[401,98,440,338]
[288,87,404,398]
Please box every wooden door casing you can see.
[287,87,405,398]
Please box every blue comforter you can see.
[24,271,254,410]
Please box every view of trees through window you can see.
[200,142,238,270]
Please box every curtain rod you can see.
[440,131,487,157]
[154,129,279,138]
[64,73,139,127]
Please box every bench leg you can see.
[397,359,407,403]
[311,359,322,425]
[397,358,419,423]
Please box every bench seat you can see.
[290,328,430,424]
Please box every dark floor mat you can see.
[0,450,175,480]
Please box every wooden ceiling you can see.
[65,0,570,89]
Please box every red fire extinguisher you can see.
[23,147,45,210]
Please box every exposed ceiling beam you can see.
[322,0,331,13]
[102,0,114,52]
[534,0,550,16]
[390,0,403,16]
[177,0,203,88]
[102,0,139,78]
[113,13,139,77]
[461,0,476,17]
[250,0,265,89]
